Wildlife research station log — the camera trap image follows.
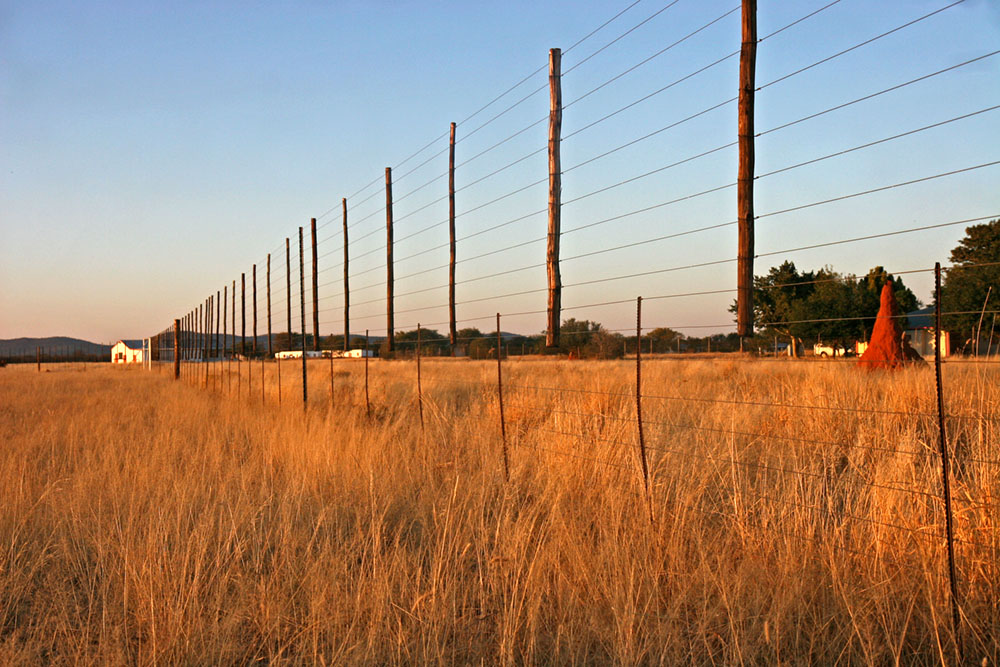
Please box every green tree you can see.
[394,327,448,356]
[585,329,624,359]
[941,219,1000,339]
[558,318,601,355]
[645,327,681,353]
[733,261,921,350]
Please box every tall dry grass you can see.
[1,357,996,664]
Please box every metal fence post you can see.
[934,262,962,659]
[416,324,424,429]
[497,313,510,480]
[365,329,371,418]
[636,296,653,523]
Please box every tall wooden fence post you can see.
[342,198,350,352]
[215,290,221,390]
[311,217,320,351]
[299,226,308,409]
[241,272,247,358]
[496,313,510,480]
[173,319,180,379]
[546,47,563,350]
[285,237,292,352]
[230,280,235,393]
[277,356,282,405]
[449,122,458,351]
[736,0,757,339]
[36,346,40,372]
[202,300,208,387]
[207,298,213,360]
[935,262,962,658]
[385,167,395,353]
[267,253,273,358]
[253,263,258,357]
[215,289,221,359]
[636,296,653,524]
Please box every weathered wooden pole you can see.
[241,272,247,357]
[343,198,350,352]
[385,167,395,353]
[736,0,757,339]
[173,319,180,379]
[311,217,320,351]
[198,299,208,361]
[546,47,563,350]
[205,294,215,359]
[215,289,221,359]
[231,280,236,392]
[299,226,308,408]
[267,253,273,357]
[223,286,228,388]
[449,122,458,350]
[201,297,212,389]
[285,237,292,352]
[205,299,210,360]
[206,298,211,361]
[198,305,203,361]
[252,263,258,356]
[36,346,40,372]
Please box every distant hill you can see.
[0,337,112,360]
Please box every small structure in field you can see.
[274,350,324,360]
[905,306,951,358]
[343,348,374,358]
[112,340,144,364]
[858,284,923,370]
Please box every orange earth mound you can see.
[858,283,923,370]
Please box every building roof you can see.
[116,339,144,349]
[906,307,935,330]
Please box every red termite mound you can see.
[859,283,923,370]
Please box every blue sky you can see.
[2,0,998,342]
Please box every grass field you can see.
[1,358,997,664]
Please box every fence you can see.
[140,0,998,658]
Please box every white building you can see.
[274,350,325,360]
[112,340,144,364]
[274,349,373,360]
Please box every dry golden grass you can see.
[1,357,997,664]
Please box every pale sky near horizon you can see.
[2,0,998,343]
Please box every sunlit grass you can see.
[1,357,996,663]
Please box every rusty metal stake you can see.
[636,296,653,524]
[934,262,962,659]
[497,313,510,480]
[416,324,424,429]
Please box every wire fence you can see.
[117,0,1000,658]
